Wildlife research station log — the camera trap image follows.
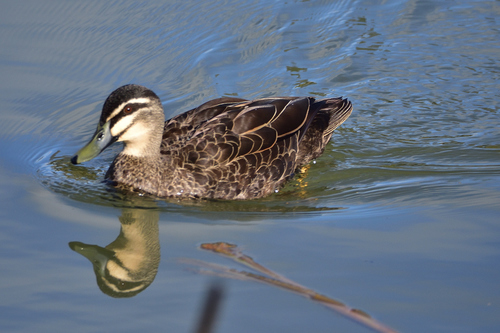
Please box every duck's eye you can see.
[123,105,133,114]
[97,132,104,141]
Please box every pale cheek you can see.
[110,116,135,137]
[119,123,150,142]
[106,261,130,280]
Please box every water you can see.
[1,0,499,332]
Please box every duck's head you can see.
[71,84,164,164]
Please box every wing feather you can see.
[271,98,310,137]
[232,105,276,134]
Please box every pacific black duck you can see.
[71,84,352,199]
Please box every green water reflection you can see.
[69,204,160,298]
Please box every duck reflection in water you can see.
[69,207,160,298]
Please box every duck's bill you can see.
[69,241,115,276]
[71,122,116,164]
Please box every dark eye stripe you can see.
[122,103,148,114]
[109,103,149,127]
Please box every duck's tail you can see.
[297,97,352,165]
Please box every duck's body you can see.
[72,85,352,199]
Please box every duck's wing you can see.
[172,97,317,168]
[160,97,247,154]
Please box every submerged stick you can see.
[183,242,398,333]
[194,282,225,333]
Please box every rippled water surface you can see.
[1,0,499,332]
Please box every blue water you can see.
[0,0,499,332]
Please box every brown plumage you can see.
[71,84,352,199]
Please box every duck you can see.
[71,84,352,199]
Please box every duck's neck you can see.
[121,127,163,159]
[105,153,173,197]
